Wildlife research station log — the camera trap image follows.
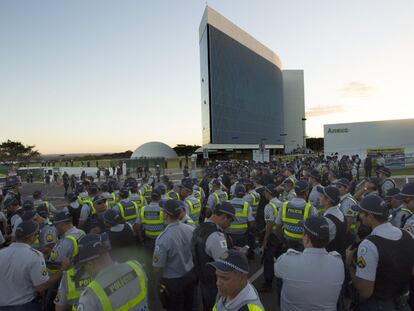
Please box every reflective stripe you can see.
[402,208,412,215]
[143,185,152,200]
[140,206,164,237]
[66,268,92,301]
[117,202,139,221]
[213,304,264,311]
[65,233,85,258]
[130,192,145,207]
[166,191,180,201]
[281,202,311,239]
[185,199,201,224]
[269,201,278,230]
[247,304,265,311]
[213,191,229,206]
[229,202,249,230]
[88,261,147,311]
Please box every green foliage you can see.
[306,137,324,151]
[173,144,200,156]
[0,140,40,163]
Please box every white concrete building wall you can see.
[324,119,414,158]
[282,70,305,153]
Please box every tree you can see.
[0,140,40,164]
[306,137,324,152]
[173,144,201,157]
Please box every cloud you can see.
[306,105,346,117]
[337,81,374,98]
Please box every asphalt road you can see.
[19,181,280,310]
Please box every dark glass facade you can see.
[200,24,284,145]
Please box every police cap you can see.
[234,184,246,196]
[15,220,39,240]
[93,195,107,205]
[23,199,34,211]
[36,204,49,218]
[53,211,72,224]
[352,195,388,216]
[317,186,340,206]
[4,195,19,208]
[295,180,309,194]
[384,187,400,200]
[302,215,330,242]
[163,199,182,216]
[214,201,236,220]
[180,178,193,191]
[376,167,391,177]
[395,182,414,200]
[75,233,111,267]
[334,178,350,188]
[208,249,249,274]
[103,209,120,226]
[308,169,321,181]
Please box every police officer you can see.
[0,221,69,310]
[275,216,344,310]
[113,187,139,225]
[4,195,23,239]
[384,188,411,228]
[153,199,197,311]
[377,167,395,197]
[354,176,381,201]
[308,169,323,214]
[181,178,202,224]
[140,177,153,202]
[49,211,85,265]
[346,195,414,310]
[227,184,254,247]
[275,180,317,251]
[243,180,260,218]
[103,209,137,262]
[54,258,93,311]
[33,190,55,213]
[135,189,164,246]
[278,179,296,202]
[192,201,235,310]
[34,204,58,255]
[65,192,81,227]
[205,179,229,217]
[77,186,95,229]
[82,195,107,234]
[209,249,265,311]
[260,184,283,292]
[129,181,147,209]
[76,233,148,311]
[397,182,414,234]
[318,185,347,257]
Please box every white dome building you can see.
[130,142,178,159]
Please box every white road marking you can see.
[249,266,264,283]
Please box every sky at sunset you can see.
[1,0,413,154]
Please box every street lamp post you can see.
[301,117,307,149]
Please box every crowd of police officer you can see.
[1,156,414,311]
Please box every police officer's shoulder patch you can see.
[357,256,366,268]
[286,248,300,255]
[46,234,54,242]
[219,240,227,249]
[359,246,368,256]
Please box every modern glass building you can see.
[199,7,285,150]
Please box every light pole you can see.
[301,117,307,148]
